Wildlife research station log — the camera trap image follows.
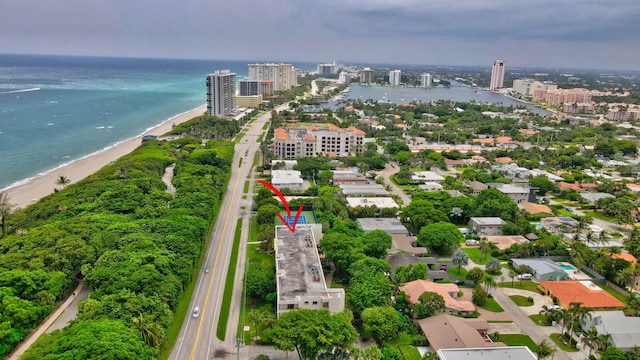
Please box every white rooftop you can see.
[437,346,536,360]
[271,170,303,185]
[346,197,399,208]
[412,171,445,182]
[470,217,506,226]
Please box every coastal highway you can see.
[170,109,273,360]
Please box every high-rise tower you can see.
[206,70,236,117]
[490,60,505,90]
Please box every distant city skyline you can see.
[1,1,639,71]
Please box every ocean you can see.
[0,54,316,189]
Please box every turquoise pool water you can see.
[559,263,576,271]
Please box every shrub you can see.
[472,287,488,306]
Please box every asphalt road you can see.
[169,109,275,360]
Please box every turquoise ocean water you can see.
[0,54,315,189]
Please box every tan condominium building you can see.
[273,125,365,159]
[248,63,297,91]
[206,70,236,117]
[513,79,557,98]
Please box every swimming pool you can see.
[558,262,576,271]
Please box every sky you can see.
[1,0,639,70]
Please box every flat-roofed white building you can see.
[469,217,506,236]
[271,170,304,192]
[437,347,536,360]
[346,197,399,209]
[275,225,345,316]
[411,171,445,184]
[496,184,531,203]
[340,184,389,197]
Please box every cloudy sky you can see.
[1,0,638,70]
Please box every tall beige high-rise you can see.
[248,63,297,91]
[490,60,506,90]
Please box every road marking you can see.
[189,153,242,359]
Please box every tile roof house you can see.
[539,280,625,310]
[417,314,504,352]
[518,202,553,216]
[399,280,475,313]
[481,235,528,250]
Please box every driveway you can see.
[499,287,554,316]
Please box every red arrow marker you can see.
[257,180,305,233]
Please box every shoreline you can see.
[4,104,207,209]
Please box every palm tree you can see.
[481,275,497,293]
[536,339,555,359]
[567,302,593,341]
[584,327,600,358]
[615,267,635,290]
[132,313,164,347]
[509,269,516,288]
[0,192,14,237]
[596,333,611,352]
[538,305,563,326]
[478,238,491,262]
[56,175,71,188]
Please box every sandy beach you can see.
[4,105,207,209]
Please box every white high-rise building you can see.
[248,63,297,91]
[360,68,373,84]
[389,70,401,86]
[206,70,236,117]
[490,60,506,90]
[421,73,433,88]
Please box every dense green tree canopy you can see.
[361,307,400,345]
[266,309,357,360]
[417,222,462,255]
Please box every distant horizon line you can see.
[1,52,638,74]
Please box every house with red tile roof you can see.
[399,280,475,314]
[539,280,625,310]
[417,314,504,352]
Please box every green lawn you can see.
[447,266,468,279]
[498,281,540,293]
[493,334,538,352]
[397,345,422,360]
[243,180,250,194]
[460,247,492,265]
[510,295,534,307]
[585,210,614,222]
[550,333,579,352]
[529,314,550,326]
[479,297,504,312]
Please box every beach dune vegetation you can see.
[2,119,236,358]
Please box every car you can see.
[551,305,564,311]
[453,279,464,285]
[439,264,448,271]
[465,239,478,246]
[517,273,533,280]
[204,264,210,273]
[192,307,201,317]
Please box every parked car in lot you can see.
[439,263,448,271]
[192,307,201,317]
[517,273,533,280]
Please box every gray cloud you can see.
[0,0,638,69]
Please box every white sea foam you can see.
[1,87,41,94]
